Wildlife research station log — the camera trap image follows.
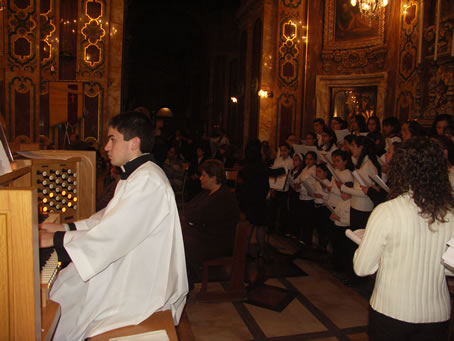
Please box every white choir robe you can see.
[50,161,188,341]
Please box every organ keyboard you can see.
[39,214,61,309]
[0,151,96,340]
[40,249,60,307]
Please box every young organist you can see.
[39,112,188,340]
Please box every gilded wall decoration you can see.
[278,17,299,89]
[79,0,107,77]
[39,0,57,73]
[8,76,36,138]
[7,0,38,71]
[276,93,296,141]
[273,0,305,145]
[39,0,57,137]
[423,65,454,117]
[77,0,110,142]
[5,0,40,141]
[418,1,453,120]
[424,20,454,60]
[281,0,302,9]
[395,0,420,120]
[83,81,104,139]
[321,45,387,73]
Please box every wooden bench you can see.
[89,310,178,341]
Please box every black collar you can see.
[120,154,152,180]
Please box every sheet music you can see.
[443,238,454,269]
[318,152,333,166]
[326,163,341,182]
[345,229,365,245]
[352,170,368,187]
[302,179,316,197]
[0,145,12,175]
[311,174,329,188]
[323,201,335,214]
[0,122,12,175]
[109,330,169,341]
[293,144,318,157]
[334,129,350,144]
[369,174,390,193]
[16,151,72,160]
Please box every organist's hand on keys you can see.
[39,223,64,248]
[40,222,65,233]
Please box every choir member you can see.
[354,137,454,340]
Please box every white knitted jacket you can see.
[354,194,454,323]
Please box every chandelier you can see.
[350,0,389,19]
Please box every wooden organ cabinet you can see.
[0,150,96,340]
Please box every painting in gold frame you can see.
[324,0,386,50]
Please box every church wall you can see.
[0,0,123,148]
[238,0,454,150]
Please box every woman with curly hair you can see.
[354,137,454,341]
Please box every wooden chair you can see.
[225,169,238,191]
[197,219,250,301]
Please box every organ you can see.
[0,150,96,340]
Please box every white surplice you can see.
[50,159,188,341]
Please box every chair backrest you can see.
[230,220,250,285]
[225,170,238,191]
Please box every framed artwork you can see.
[324,0,386,50]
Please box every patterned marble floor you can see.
[184,237,371,341]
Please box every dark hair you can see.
[383,117,401,136]
[109,112,154,153]
[261,141,273,166]
[316,162,332,181]
[432,135,454,166]
[199,159,226,185]
[331,149,354,171]
[388,137,454,226]
[306,132,318,148]
[304,151,317,164]
[344,181,354,189]
[432,114,453,136]
[353,115,367,133]
[286,133,297,140]
[367,131,386,157]
[444,124,454,137]
[344,134,354,145]
[330,116,346,129]
[279,142,291,150]
[352,135,381,176]
[245,139,263,164]
[405,120,426,138]
[313,118,326,126]
[367,116,381,133]
[292,153,304,177]
[321,126,337,151]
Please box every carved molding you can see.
[423,19,454,61]
[321,45,387,73]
